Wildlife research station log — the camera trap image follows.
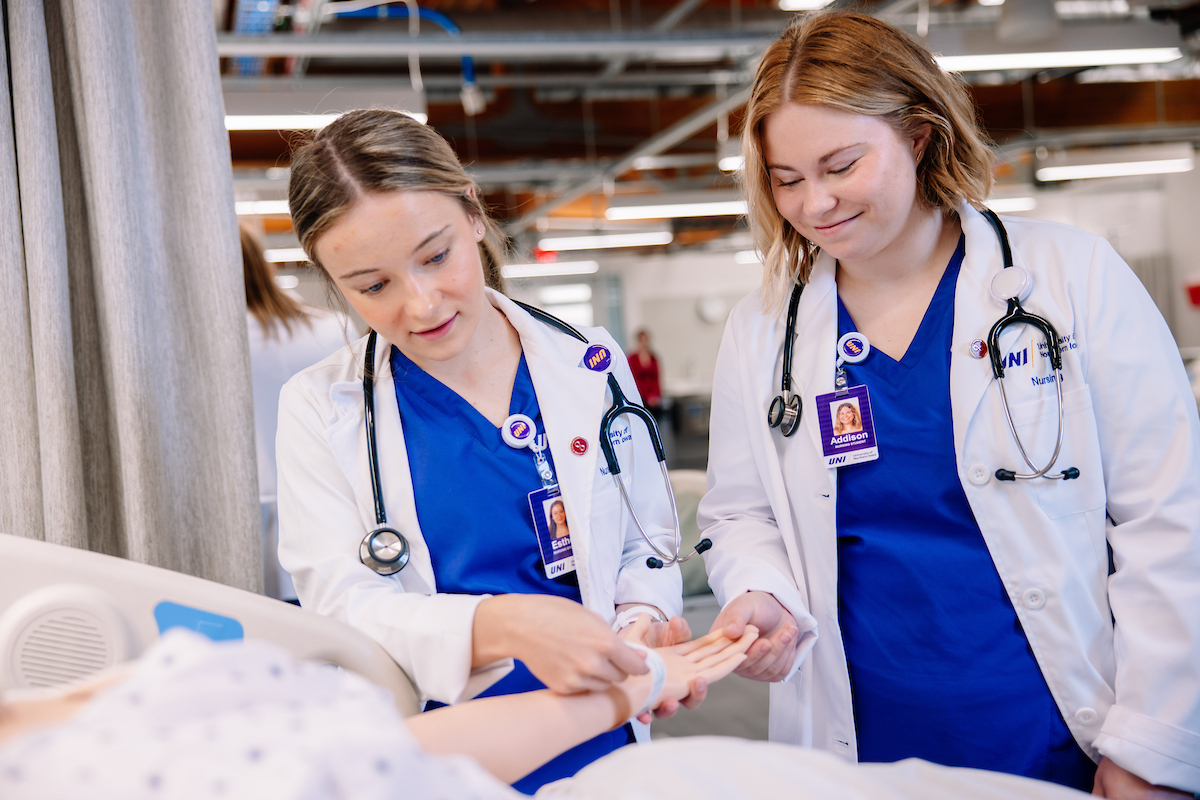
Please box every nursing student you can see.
[699,12,1200,799]
[275,109,692,794]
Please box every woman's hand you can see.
[709,591,802,682]
[1092,757,1194,800]
[613,622,757,726]
[473,594,647,694]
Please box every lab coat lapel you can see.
[489,291,608,607]
[950,204,1023,458]
[325,336,436,593]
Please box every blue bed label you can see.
[153,601,245,641]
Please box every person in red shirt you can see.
[628,329,662,413]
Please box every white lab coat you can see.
[277,289,682,714]
[699,203,1200,792]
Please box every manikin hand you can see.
[709,591,801,682]
[617,614,698,722]
[1092,757,1193,800]
[473,594,647,695]
[615,619,758,725]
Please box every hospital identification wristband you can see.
[624,642,667,717]
[611,605,666,632]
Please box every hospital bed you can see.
[0,532,420,716]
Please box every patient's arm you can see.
[407,624,756,785]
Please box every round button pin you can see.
[583,344,612,372]
[570,437,588,455]
[969,339,988,359]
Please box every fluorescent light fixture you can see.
[264,247,308,263]
[1035,142,1194,182]
[987,196,1038,212]
[224,111,427,130]
[1037,158,1192,181]
[538,284,593,304]
[605,201,746,221]
[779,0,833,8]
[274,275,300,289]
[936,47,1181,73]
[734,250,763,264]
[235,199,291,215]
[536,232,672,251]
[225,114,339,131]
[502,261,600,279]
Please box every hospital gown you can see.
[0,631,1090,800]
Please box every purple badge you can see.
[583,344,612,372]
[815,385,880,468]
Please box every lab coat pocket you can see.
[1007,385,1106,519]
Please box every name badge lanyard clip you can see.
[817,333,880,468]
[502,413,576,578]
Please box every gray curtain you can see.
[0,0,261,592]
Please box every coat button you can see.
[1021,588,1047,610]
[1074,707,1098,725]
[967,464,990,485]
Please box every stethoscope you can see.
[358,301,711,576]
[766,208,1079,484]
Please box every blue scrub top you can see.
[391,346,631,795]
[834,237,1095,791]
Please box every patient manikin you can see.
[0,627,1087,800]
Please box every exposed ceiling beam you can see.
[215,29,774,60]
[504,85,751,235]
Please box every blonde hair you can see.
[742,12,994,310]
[241,222,310,336]
[287,109,507,294]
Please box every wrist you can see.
[472,594,518,666]
[612,605,665,632]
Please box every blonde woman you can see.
[699,12,1200,799]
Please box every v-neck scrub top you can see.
[390,346,631,795]
[834,238,1095,791]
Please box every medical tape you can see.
[611,606,665,632]
[624,642,666,717]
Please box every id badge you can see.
[528,485,576,579]
[815,385,880,468]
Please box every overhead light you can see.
[606,201,745,221]
[224,111,427,131]
[264,247,308,263]
[734,250,763,264]
[235,199,291,215]
[936,47,1181,73]
[538,284,593,304]
[718,139,743,173]
[274,275,300,289]
[502,261,600,278]
[536,232,673,251]
[1035,143,1194,182]
[987,196,1038,212]
[778,0,833,9]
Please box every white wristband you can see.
[611,606,666,632]
[624,642,667,717]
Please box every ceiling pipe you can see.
[574,0,710,97]
[504,85,751,235]
[215,30,774,60]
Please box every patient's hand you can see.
[617,614,697,721]
[616,618,756,724]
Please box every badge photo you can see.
[528,486,576,579]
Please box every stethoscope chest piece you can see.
[361,526,411,576]
[767,393,802,437]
